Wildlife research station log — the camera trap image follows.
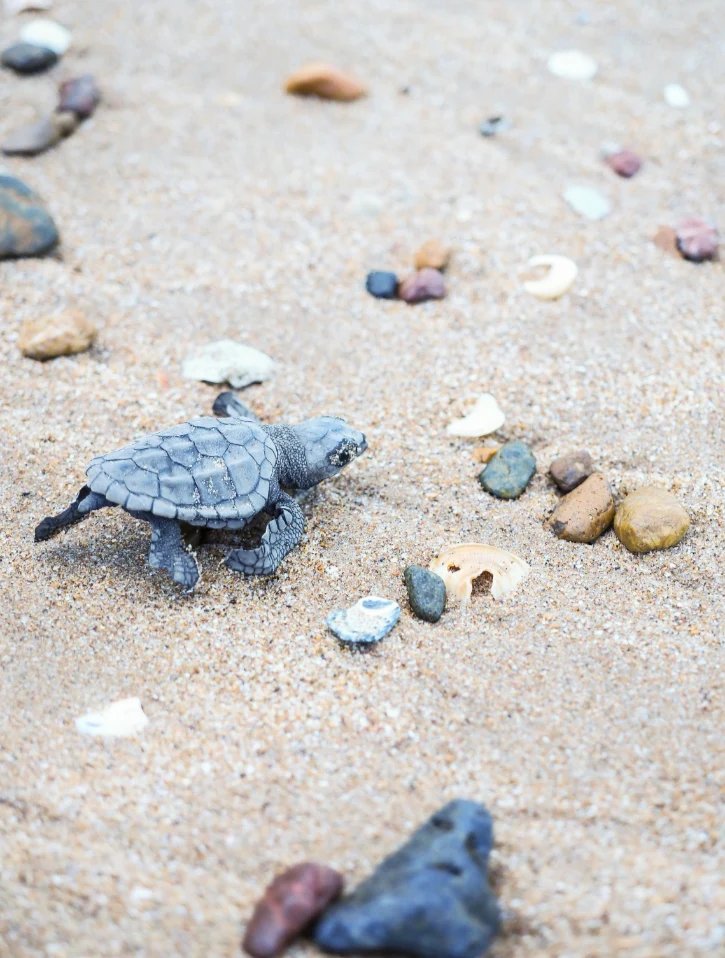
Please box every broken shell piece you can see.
[523,255,577,300]
[285,63,367,101]
[429,544,530,603]
[75,697,149,737]
[447,393,505,438]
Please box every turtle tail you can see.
[34,486,109,542]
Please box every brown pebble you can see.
[284,63,366,102]
[548,473,615,544]
[653,225,679,257]
[243,863,343,958]
[473,445,500,464]
[675,216,719,262]
[19,308,96,360]
[549,450,594,493]
[1,112,78,157]
[58,74,100,119]
[413,239,451,271]
[398,268,446,304]
[604,150,642,178]
[614,487,690,554]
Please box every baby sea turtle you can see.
[35,394,367,589]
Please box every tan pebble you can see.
[19,308,96,360]
[429,543,530,603]
[653,226,679,257]
[614,487,690,553]
[284,63,367,102]
[472,445,500,464]
[547,473,615,543]
[413,239,451,271]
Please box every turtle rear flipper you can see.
[34,486,109,541]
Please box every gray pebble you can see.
[404,565,446,622]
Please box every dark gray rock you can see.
[404,565,446,622]
[1,42,58,75]
[479,440,536,500]
[314,799,500,958]
[549,450,593,493]
[58,74,101,119]
[366,271,398,299]
[0,175,59,259]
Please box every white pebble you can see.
[447,393,505,438]
[523,255,578,301]
[563,184,611,220]
[19,18,71,54]
[663,83,690,108]
[182,339,274,389]
[326,596,401,646]
[547,50,598,80]
[75,697,148,737]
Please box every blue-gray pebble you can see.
[1,42,58,75]
[313,799,500,958]
[365,271,398,299]
[0,176,59,259]
[479,440,536,499]
[404,565,446,622]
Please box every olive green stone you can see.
[614,487,690,553]
[479,440,536,500]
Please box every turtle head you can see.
[286,417,367,488]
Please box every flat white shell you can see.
[19,18,71,54]
[326,596,401,645]
[563,185,611,221]
[75,697,149,737]
[447,393,505,438]
[547,50,598,80]
[523,255,578,300]
[181,339,274,389]
[663,83,690,108]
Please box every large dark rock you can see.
[313,800,500,958]
[0,175,59,259]
[404,564,446,623]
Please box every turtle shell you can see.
[86,417,277,527]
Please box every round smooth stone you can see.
[19,19,71,55]
[365,271,398,299]
[479,440,536,500]
[1,41,57,74]
[404,565,446,623]
[614,488,690,553]
[0,174,59,259]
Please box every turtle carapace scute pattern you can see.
[35,404,367,590]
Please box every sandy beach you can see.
[1,0,724,955]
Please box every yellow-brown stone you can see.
[19,308,96,360]
[413,239,451,271]
[614,487,690,553]
[548,473,615,543]
[284,63,367,102]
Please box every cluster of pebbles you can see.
[366,239,451,304]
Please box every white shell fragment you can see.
[181,339,274,389]
[75,697,149,737]
[663,83,690,108]
[447,393,505,438]
[19,18,71,54]
[5,0,52,14]
[429,544,530,604]
[547,50,598,80]
[523,255,578,301]
[326,596,401,646]
[563,185,611,221]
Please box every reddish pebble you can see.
[675,216,719,262]
[398,267,446,304]
[58,74,100,120]
[605,149,641,178]
[243,863,343,958]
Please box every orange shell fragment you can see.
[429,543,530,603]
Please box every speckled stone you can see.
[614,487,690,553]
[549,450,593,493]
[0,175,59,259]
[365,271,398,299]
[479,440,536,500]
[1,41,57,74]
[314,799,500,958]
[548,474,615,543]
[404,565,446,623]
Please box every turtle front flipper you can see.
[35,486,110,542]
[225,492,304,576]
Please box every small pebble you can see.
[58,74,100,119]
[604,149,642,178]
[181,340,274,389]
[75,697,148,737]
[479,440,536,500]
[1,41,57,74]
[548,473,615,543]
[563,185,611,220]
[479,115,509,137]
[663,83,690,108]
[549,450,593,492]
[0,174,59,259]
[675,216,718,262]
[285,63,366,101]
[365,271,398,299]
[19,18,71,55]
[398,267,445,304]
[403,565,446,623]
[19,308,96,360]
[653,225,679,257]
[547,49,598,80]
[614,487,690,553]
[413,239,451,271]
[243,864,343,958]
[447,393,505,438]
[2,111,77,156]
[326,596,400,647]
[472,445,499,464]
[523,254,577,300]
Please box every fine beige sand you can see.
[1,1,724,956]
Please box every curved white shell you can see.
[19,18,71,54]
[447,393,505,438]
[523,255,578,301]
